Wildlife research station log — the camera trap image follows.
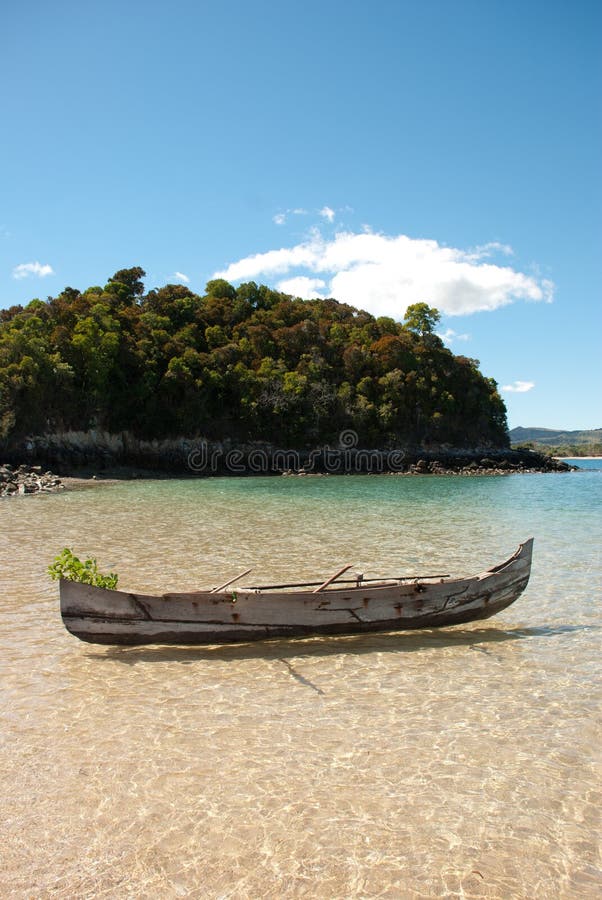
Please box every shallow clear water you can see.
[1,470,601,898]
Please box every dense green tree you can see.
[403,302,441,335]
[205,279,237,301]
[107,267,146,299]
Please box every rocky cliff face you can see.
[4,430,573,477]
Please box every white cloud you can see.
[277,276,326,299]
[216,237,323,283]
[319,206,335,223]
[173,271,190,283]
[214,229,555,318]
[438,328,470,345]
[502,381,535,393]
[12,261,54,280]
[273,208,309,225]
[467,241,514,260]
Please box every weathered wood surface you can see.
[60,539,533,645]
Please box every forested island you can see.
[0,267,568,475]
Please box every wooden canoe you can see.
[59,538,533,646]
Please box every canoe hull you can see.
[59,539,533,646]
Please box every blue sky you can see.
[1,0,600,430]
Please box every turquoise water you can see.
[563,457,602,470]
[42,469,600,607]
[1,469,601,897]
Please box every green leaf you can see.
[48,548,119,589]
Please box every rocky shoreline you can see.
[281,450,574,477]
[284,455,574,476]
[0,463,64,497]
[1,431,576,485]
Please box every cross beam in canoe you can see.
[209,568,253,593]
[245,574,451,590]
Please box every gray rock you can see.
[0,463,63,498]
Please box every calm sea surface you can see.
[1,466,601,898]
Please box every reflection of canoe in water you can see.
[59,538,533,646]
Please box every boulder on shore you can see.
[0,464,63,498]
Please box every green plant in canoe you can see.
[48,548,119,589]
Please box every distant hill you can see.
[510,427,602,446]
[510,427,602,456]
